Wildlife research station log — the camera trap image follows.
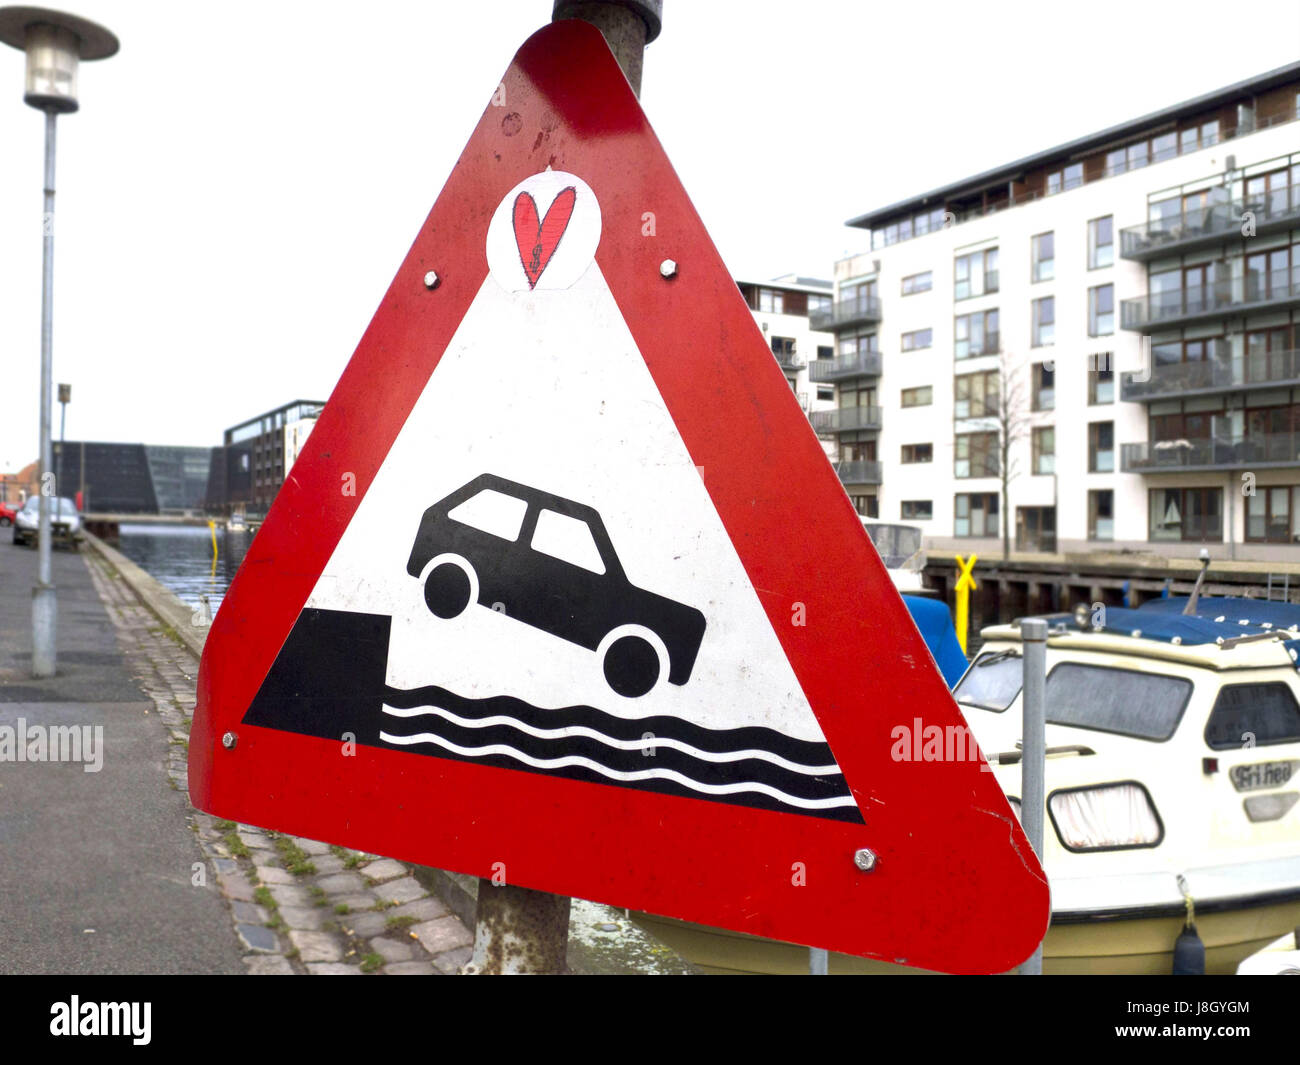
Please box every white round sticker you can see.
[486,170,601,292]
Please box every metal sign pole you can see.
[462,0,667,975]
[1019,617,1047,974]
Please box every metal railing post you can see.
[1019,617,1048,975]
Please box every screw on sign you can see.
[188,21,1049,974]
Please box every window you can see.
[816,386,834,401]
[955,651,1023,711]
[1089,489,1114,541]
[1032,426,1055,474]
[1044,163,1084,196]
[901,443,933,464]
[532,509,605,573]
[1088,421,1114,473]
[1032,232,1054,282]
[901,500,933,521]
[954,369,999,418]
[901,328,932,351]
[1149,487,1223,542]
[954,248,999,300]
[851,494,879,518]
[838,333,877,361]
[954,493,998,537]
[902,271,932,295]
[771,335,796,358]
[757,288,784,313]
[955,309,999,359]
[955,432,999,478]
[1088,216,1113,269]
[1205,683,1300,750]
[448,489,528,541]
[1151,131,1177,162]
[1046,664,1192,741]
[1032,296,1054,347]
[816,345,833,360]
[1089,284,1114,336]
[1089,361,1114,404]
[1032,362,1055,410]
[1126,140,1149,171]
[1246,485,1293,543]
[901,386,932,408]
[1105,148,1126,176]
[807,293,831,314]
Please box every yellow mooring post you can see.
[208,520,218,575]
[954,554,979,655]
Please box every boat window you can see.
[954,650,1022,712]
[1204,682,1300,751]
[1045,664,1191,741]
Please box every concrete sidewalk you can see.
[0,538,244,974]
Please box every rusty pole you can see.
[463,2,662,975]
[552,0,662,97]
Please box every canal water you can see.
[116,524,254,615]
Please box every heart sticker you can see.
[513,187,577,289]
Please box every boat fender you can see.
[1172,924,1205,975]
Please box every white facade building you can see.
[823,62,1300,561]
[737,275,838,458]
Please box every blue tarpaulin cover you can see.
[902,595,968,689]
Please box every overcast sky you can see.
[1,0,1298,469]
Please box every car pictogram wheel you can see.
[600,627,667,698]
[421,555,477,619]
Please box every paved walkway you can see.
[0,538,243,974]
[84,548,476,975]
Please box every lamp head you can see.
[0,7,118,113]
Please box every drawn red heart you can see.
[513,186,577,289]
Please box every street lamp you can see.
[0,7,118,678]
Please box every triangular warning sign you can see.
[190,21,1048,973]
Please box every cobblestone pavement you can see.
[86,551,475,976]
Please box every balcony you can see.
[810,405,883,433]
[773,348,804,371]
[1122,347,1300,401]
[1121,432,1300,473]
[1120,184,1300,261]
[809,351,882,382]
[832,459,882,485]
[809,295,882,332]
[1121,268,1300,331]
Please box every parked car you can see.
[0,500,15,527]
[406,473,707,698]
[12,496,82,548]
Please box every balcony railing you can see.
[810,405,883,433]
[1121,432,1300,472]
[832,459,882,485]
[773,348,803,371]
[809,295,882,332]
[1121,268,1300,330]
[809,351,882,382]
[1121,183,1300,260]
[1122,347,1300,400]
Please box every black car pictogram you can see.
[406,474,707,698]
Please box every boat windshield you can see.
[863,523,922,568]
[954,650,1022,712]
[1045,664,1192,741]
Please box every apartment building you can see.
[737,275,838,457]
[823,61,1300,560]
[209,399,326,516]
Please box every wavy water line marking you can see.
[380,704,841,775]
[377,730,860,811]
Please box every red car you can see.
[0,501,16,527]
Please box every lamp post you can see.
[0,7,118,678]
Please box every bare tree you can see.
[983,353,1042,560]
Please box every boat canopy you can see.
[1138,595,1300,630]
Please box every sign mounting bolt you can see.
[659,259,677,279]
[853,848,877,872]
[221,731,237,750]
[424,270,440,290]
